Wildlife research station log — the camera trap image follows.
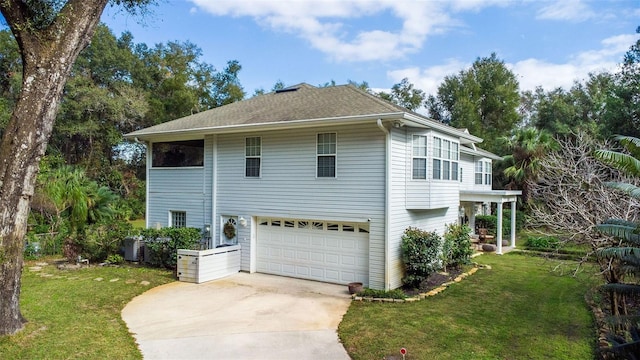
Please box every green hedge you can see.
[141,227,202,268]
[476,209,525,236]
[401,227,443,288]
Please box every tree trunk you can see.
[0,0,109,336]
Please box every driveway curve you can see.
[122,272,352,360]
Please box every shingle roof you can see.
[126,83,410,138]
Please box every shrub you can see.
[524,236,560,250]
[476,209,525,236]
[80,220,133,262]
[357,288,406,299]
[105,254,124,264]
[401,227,443,288]
[141,227,202,268]
[443,223,473,268]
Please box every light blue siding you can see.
[214,123,388,289]
[147,167,206,228]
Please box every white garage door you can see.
[256,218,369,285]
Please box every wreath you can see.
[223,221,236,239]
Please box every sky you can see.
[102,0,639,97]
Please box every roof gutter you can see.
[125,112,407,142]
[401,113,483,143]
[377,119,392,290]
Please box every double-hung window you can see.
[245,137,261,177]
[475,160,492,185]
[317,133,336,177]
[412,135,427,179]
[433,137,459,180]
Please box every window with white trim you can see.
[245,137,261,177]
[432,137,459,180]
[170,211,186,228]
[317,132,336,177]
[484,161,492,185]
[475,160,492,185]
[412,135,427,179]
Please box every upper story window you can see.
[152,140,204,167]
[171,211,186,228]
[475,160,492,185]
[245,137,261,177]
[412,135,427,179]
[317,132,336,177]
[432,137,459,181]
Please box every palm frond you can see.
[597,223,640,243]
[595,149,640,177]
[601,218,639,227]
[596,247,640,259]
[603,181,640,199]
[614,135,640,157]
[601,283,640,295]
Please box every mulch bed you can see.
[402,266,465,297]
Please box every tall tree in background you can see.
[0,0,153,336]
[502,127,557,204]
[426,53,520,154]
[378,78,426,111]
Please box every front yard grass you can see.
[0,258,174,359]
[339,252,600,359]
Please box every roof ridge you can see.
[340,84,408,113]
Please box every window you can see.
[475,160,492,185]
[171,211,186,228]
[484,161,492,185]
[475,161,483,184]
[317,133,336,177]
[412,135,427,179]
[432,137,459,180]
[245,137,261,177]
[152,140,204,167]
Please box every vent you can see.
[275,86,300,93]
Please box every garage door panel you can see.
[257,218,369,285]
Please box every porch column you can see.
[469,205,476,233]
[510,201,517,247]
[496,202,503,255]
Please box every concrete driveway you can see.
[122,272,352,360]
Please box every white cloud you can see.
[390,33,637,95]
[189,0,503,62]
[536,0,595,22]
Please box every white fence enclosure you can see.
[177,245,241,283]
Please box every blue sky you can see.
[102,0,639,97]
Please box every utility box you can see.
[123,236,143,261]
[177,245,241,284]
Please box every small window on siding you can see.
[297,221,309,229]
[412,135,427,179]
[327,223,339,231]
[152,140,204,167]
[343,224,355,232]
[245,137,261,177]
[271,219,281,227]
[475,160,492,185]
[485,161,492,185]
[312,221,324,230]
[170,211,186,228]
[317,133,336,178]
[284,220,295,228]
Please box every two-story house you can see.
[126,83,520,290]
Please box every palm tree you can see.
[594,135,640,357]
[502,127,557,204]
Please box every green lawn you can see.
[339,252,600,360]
[0,258,174,359]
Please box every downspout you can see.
[376,119,391,290]
[212,134,218,248]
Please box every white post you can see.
[496,202,503,255]
[510,201,517,248]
